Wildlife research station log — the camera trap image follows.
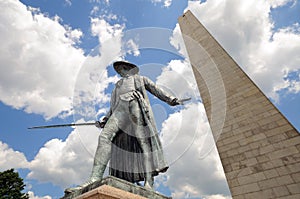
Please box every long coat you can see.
[107,74,174,182]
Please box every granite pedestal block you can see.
[61,176,171,199]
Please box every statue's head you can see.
[113,61,139,77]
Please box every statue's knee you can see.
[99,131,116,142]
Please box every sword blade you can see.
[28,122,96,130]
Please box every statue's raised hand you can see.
[95,117,108,128]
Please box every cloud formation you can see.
[0,141,29,170]
[159,103,230,198]
[151,0,173,7]
[0,0,85,119]
[156,59,199,100]
[27,124,99,188]
[27,191,51,199]
[0,135,95,192]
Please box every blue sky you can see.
[0,0,300,199]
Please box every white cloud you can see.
[125,39,140,56]
[27,124,99,188]
[138,37,229,196]
[64,0,72,6]
[289,79,300,93]
[183,0,300,102]
[155,58,230,198]
[73,17,144,122]
[156,59,199,100]
[91,18,124,43]
[204,194,232,199]
[164,0,172,7]
[65,26,83,44]
[90,6,99,15]
[72,54,119,120]
[89,0,109,4]
[91,18,125,63]
[170,24,188,58]
[151,0,173,7]
[159,103,231,198]
[0,141,29,170]
[28,191,52,199]
[71,17,128,121]
[0,0,85,119]
[267,0,297,8]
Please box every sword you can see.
[28,98,192,130]
[28,122,97,130]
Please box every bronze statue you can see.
[65,61,182,193]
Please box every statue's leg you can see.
[89,120,118,181]
[129,100,154,189]
[139,138,154,189]
[65,117,119,193]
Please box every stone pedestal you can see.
[61,176,171,199]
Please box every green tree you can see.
[0,169,29,199]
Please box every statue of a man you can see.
[66,61,180,193]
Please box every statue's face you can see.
[119,67,129,77]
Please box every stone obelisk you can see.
[179,10,300,199]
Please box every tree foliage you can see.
[0,169,29,199]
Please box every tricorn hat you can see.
[113,61,139,75]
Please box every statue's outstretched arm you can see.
[142,76,179,106]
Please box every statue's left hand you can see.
[169,97,191,106]
[95,117,108,128]
[169,98,180,106]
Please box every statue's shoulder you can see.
[133,74,143,78]
[133,75,146,91]
[133,74,145,81]
[115,78,123,88]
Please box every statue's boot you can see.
[65,136,111,193]
[144,174,154,190]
